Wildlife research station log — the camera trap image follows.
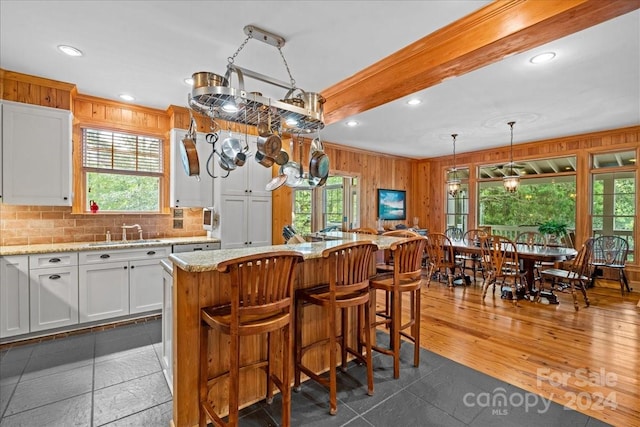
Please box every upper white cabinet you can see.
[169,128,214,208]
[1,100,72,205]
[0,255,30,338]
[219,135,273,197]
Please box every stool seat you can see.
[370,236,426,379]
[294,241,377,415]
[199,251,304,427]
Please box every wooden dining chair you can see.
[376,229,422,273]
[540,238,594,311]
[458,229,489,284]
[370,236,426,378]
[424,232,461,287]
[199,251,304,427]
[444,226,463,241]
[479,235,528,305]
[348,227,379,235]
[515,231,549,288]
[294,241,377,415]
[590,235,631,295]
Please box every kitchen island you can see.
[168,231,402,427]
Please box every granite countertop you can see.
[169,232,403,273]
[0,236,221,256]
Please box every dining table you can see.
[449,239,578,292]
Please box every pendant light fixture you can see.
[503,121,520,193]
[447,133,461,197]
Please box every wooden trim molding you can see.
[321,0,640,124]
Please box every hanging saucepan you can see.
[216,150,236,172]
[180,116,200,179]
[309,138,330,179]
[274,149,289,166]
[301,92,325,115]
[256,134,282,157]
[221,134,246,166]
[256,109,271,137]
[254,150,275,168]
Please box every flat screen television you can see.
[377,189,406,220]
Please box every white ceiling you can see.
[1,1,638,159]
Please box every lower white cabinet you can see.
[78,247,168,323]
[0,256,30,338]
[161,261,173,394]
[79,261,130,322]
[29,254,79,332]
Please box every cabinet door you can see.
[0,256,30,338]
[1,101,72,206]
[129,258,163,314]
[79,262,129,322]
[220,195,249,249]
[247,196,272,247]
[169,129,214,208]
[161,266,173,394]
[29,266,78,331]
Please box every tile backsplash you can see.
[0,205,206,246]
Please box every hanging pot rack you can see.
[188,25,325,135]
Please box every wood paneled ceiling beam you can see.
[321,0,640,125]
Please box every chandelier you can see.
[503,121,520,193]
[447,133,461,197]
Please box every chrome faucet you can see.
[121,224,143,241]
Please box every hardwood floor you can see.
[382,278,639,426]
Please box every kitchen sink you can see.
[87,239,163,246]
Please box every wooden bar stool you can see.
[370,236,426,378]
[294,241,377,415]
[199,251,304,427]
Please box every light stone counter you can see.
[0,236,221,256]
[169,231,401,272]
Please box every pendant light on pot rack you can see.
[447,133,461,197]
[503,121,520,193]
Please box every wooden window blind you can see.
[82,128,162,175]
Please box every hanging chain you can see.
[278,46,296,89]
[227,33,253,65]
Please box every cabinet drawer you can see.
[79,246,169,264]
[29,252,78,268]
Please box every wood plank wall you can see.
[418,125,640,285]
[0,69,75,110]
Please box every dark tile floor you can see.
[0,320,611,426]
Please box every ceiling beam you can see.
[320,0,640,125]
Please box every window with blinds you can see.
[82,128,162,174]
[82,128,163,212]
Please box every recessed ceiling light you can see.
[345,120,359,127]
[407,98,422,106]
[530,52,556,64]
[57,45,83,57]
[184,77,194,86]
[119,94,135,102]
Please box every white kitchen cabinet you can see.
[0,255,30,338]
[29,259,79,332]
[129,257,164,314]
[79,261,130,322]
[78,247,168,322]
[220,194,272,249]
[169,128,214,208]
[1,100,72,205]
[219,135,273,197]
[161,260,173,394]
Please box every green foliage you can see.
[87,172,159,212]
[537,220,568,236]
[479,180,576,228]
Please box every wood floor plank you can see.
[375,279,640,427]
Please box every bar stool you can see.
[294,241,377,415]
[370,236,426,378]
[199,251,304,427]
